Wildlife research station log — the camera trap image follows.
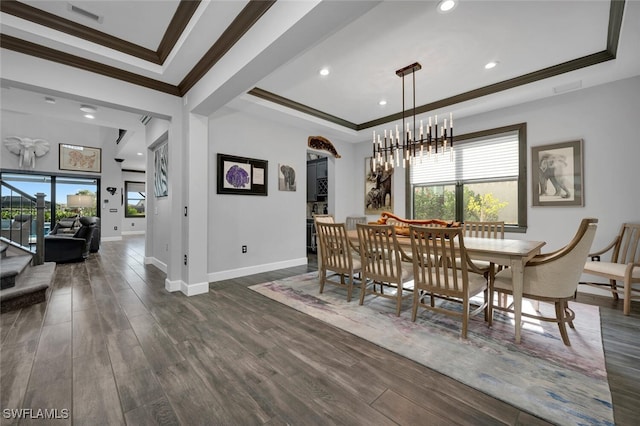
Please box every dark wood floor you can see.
[1,236,638,425]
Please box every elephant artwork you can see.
[3,136,50,168]
[539,153,571,198]
[365,157,393,214]
[278,164,296,191]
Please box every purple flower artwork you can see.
[225,164,250,188]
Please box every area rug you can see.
[249,272,614,426]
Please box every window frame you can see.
[406,122,527,232]
[124,180,146,218]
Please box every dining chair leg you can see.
[624,279,631,315]
[461,298,469,339]
[555,300,571,346]
[319,269,326,294]
[396,290,402,317]
[610,279,619,300]
[411,290,420,322]
[359,279,367,306]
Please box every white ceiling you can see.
[2,0,639,171]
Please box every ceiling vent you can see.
[140,115,152,125]
[67,3,103,23]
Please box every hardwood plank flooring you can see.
[1,235,638,425]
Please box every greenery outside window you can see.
[409,123,527,231]
[125,181,145,218]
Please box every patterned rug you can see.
[249,272,614,426]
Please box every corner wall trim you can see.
[208,257,308,282]
[165,278,181,292]
[181,281,209,296]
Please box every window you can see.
[125,181,146,217]
[410,123,527,231]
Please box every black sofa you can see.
[44,216,100,263]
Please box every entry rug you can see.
[249,272,614,426]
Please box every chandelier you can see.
[372,62,453,169]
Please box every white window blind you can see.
[410,130,519,184]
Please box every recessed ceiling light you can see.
[379,100,387,106]
[84,114,95,119]
[137,152,143,156]
[485,61,499,69]
[44,97,56,104]
[80,104,97,113]
[437,0,458,13]
[319,67,330,76]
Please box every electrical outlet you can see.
[242,245,247,253]
[114,226,118,230]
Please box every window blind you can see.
[410,130,519,184]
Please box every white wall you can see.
[207,110,357,280]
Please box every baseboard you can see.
[145,256,167,273]
[181,281,209,296]
[101,236,123,242]
[165,278,181,292]
[164,278,208,296]
[208,257,308,282]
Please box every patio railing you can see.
[0,179,46,265]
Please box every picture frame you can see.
[531,139,583,207]
[217,153,268,196]
[154,142,168,197]
[364,157,393,214]
[59,144,101,173]
[278,163,296,191]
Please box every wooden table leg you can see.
[510,258,525,344]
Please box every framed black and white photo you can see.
[217,153,268,196]
[278,164,296,191]
[532,140,583,206]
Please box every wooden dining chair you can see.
[315,222,362,302]
[463,221,505,239]
[356,223,413,316]
[582,222,640,315]
[409,225,491,338]
[489,218,598,345]
[463,221,506,304]
[313,214,334,270]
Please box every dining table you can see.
[346,229,546,344]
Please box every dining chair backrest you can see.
[316,222,355,273]
[612,223,640,265]
[356,223,404,283]
[464,221,505,239]
[526,218,598,298]
[409,225,470,294]
[346,216,367,231]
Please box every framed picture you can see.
[217,154,268,196]
[532,140,583,206]
[365,157,393,214]
[278,164,296,191]
[154,142,168,197]
[59,144,101,173]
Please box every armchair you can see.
[44,216,97,263]
[490,218,598,345]
[582,223,640,315]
